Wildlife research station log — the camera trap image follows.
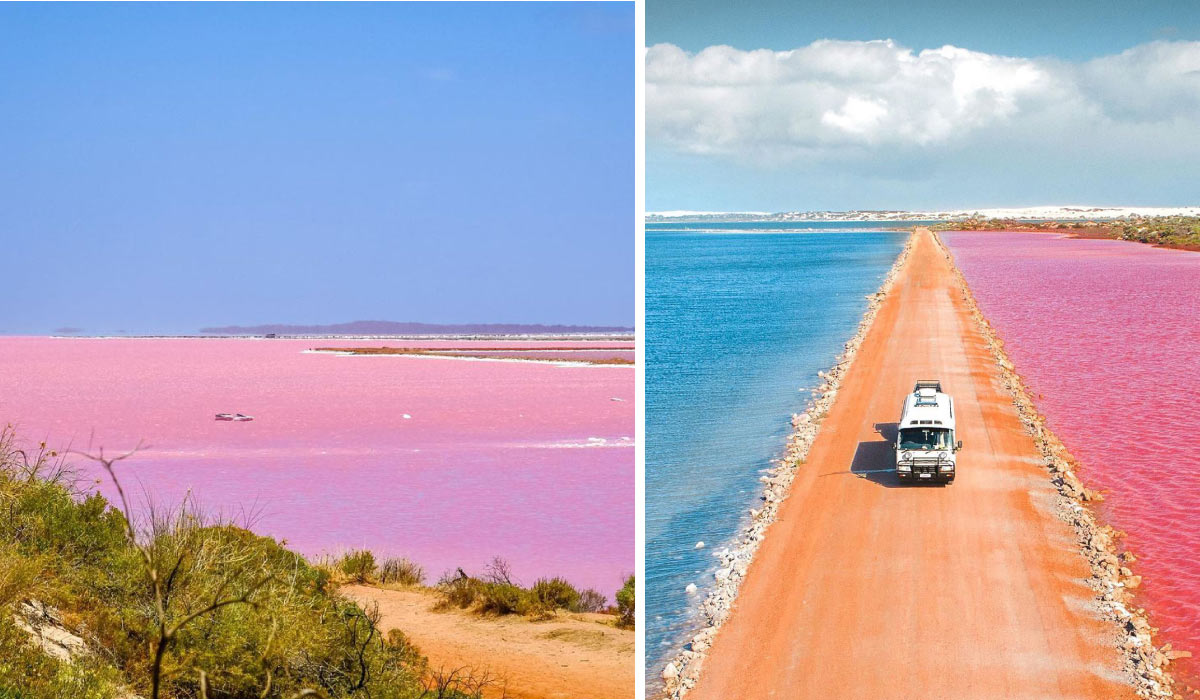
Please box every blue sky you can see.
[0,2,632,335]
[649,0,1200,58]
[647,0,1200,212]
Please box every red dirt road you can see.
[688,230,1133,699]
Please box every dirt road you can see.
[342,585,634,699]
[688,229,1133,699]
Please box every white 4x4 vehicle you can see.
[895,380,962,483]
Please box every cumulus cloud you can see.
[1076,41,1200,121]
[647,39,1200,162]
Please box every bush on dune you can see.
[531,577,582,612]
[437,570,484,610]
[477,583,539,617]
[338,549,379,584]
[576,588,608,613]
[434,560,617,620]
[615,576,635,629]
[435,564,541,617]
[0,426,483,699]
[380,557,426,586]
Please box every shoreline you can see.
[302,349,634,367]
[933,232,1182,697]
[35,333,636,342]
[927,223,1200,253]
[658,232,916,697]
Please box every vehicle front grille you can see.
[908,457,950,475]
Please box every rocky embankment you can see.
[932,232,1186,699]
[659,234,915,699]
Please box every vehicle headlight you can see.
[897,463,911,471]
[940,463,954,471]
[901,451,912,461]
[939,452,949,460]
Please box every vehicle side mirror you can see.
[956,440,963,451]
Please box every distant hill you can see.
[198,320,633,336]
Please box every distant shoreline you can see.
[306,345,635,367]
[36,332,636,341]
[200,321,635,336]
[646,205,1200,224]
[306,351,635,368]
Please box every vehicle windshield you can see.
[898,427,952,450]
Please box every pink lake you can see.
[944,231,1200,684]
[0,337,634,597]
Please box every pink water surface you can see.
[944,232,1200,682]
[0,337,634,596]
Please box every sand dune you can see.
[342,585,634,699]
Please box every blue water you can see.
[645,223,907,680]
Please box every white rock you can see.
[662,662,678,681]
[685,583,698,594]
[694,541,705,549]
[15,601,86,662]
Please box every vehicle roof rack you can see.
[913,380,942,406]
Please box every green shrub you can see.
[437,564,602,620]
[615,576,635,629]
[476,583,537,617]
[312,560,334,594]
[531,577,581,612]
[1115,216,1200,248]
[379,557,425,586]
[338,549,377,584]
[0,616,124,699]
[437,570,482,609]
[0,426,470,699]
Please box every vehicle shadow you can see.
[850,439,902,487]
[851,422,945,488]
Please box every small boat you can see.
[215,413,254,422]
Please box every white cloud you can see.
[1076,41,1200,121]
[647,39,1200,163]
